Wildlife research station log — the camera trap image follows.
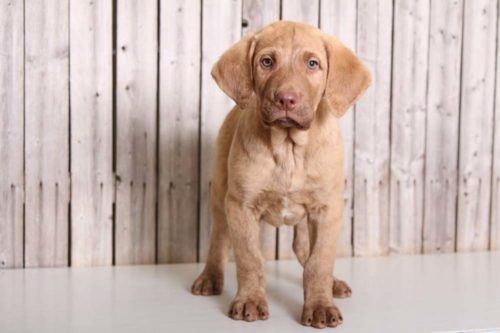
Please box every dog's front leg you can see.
[301,204,343,329]
[225,195,269,322]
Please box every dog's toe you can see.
[302,302,342,329]
[229,296,269,322]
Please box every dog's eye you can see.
[261,57,273,68]
[307,59,319,70]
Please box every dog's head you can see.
[211,21,371,130]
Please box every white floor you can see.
[1,252,500,333]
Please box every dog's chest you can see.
[258,139,310,227]
[259,192,307,227]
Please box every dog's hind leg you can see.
[293,218,352,299]
[293,218,310,266]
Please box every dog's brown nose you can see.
[275,91,298,111]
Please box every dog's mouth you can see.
[262,106,311,130]
[271,117,303,129]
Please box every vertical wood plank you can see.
[116,0,157,264]
[199,0,242,261]
[320,0,357,257]
[0,0,24,268]
[494,147,500,248]
[354,0,392,256]
[70,0,113,266]
[242,0,280,35]
[492,4,500,250]
[242,0,280,260]
[390,0,430,254]
[457,0,497,252]
[25,0,70,268]
[158,0,200,263]
[281,0,319,25]
[423,0,463,254]
[278,0,320,259]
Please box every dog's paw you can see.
[191,271,223,296]
[332,278,352,298]
[228,296,269,322]
[301,302,343,329]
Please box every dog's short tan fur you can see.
[191,21,371,329]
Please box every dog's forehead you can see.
[255,21,324,52]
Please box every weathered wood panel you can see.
[278,0,319,259]
[199,0,242,261]
[242,0,280,260]
[423,0,463,254]
[390,0,430,254]
[0,0,24,268]
[70,0,114,266]
[320,0,357,257]
[158,0,200,263]
[493,6,500,250]
[281,0,319,25]
[242,0,280,35]
[490,65,500,251]
[354,0,392,256]
[25,0,70,268]
[457,0,497,252]
[115,0,157,264]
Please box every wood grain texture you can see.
[70,0,113,266]
[423,0,463,254]
[25,0,70,268]
[278,0,319,259]
[115,0,157,264]
[390,0,430,254]
[158,0,200,263]
[0,0,24,268]
[199,0,242,261]
[320,0,357,257]
[353,0,392,256]
[242,0,280,261]
[281,0,319,26]
[493,5,500,250]
[457,0,497,252]
[242,0,280,35]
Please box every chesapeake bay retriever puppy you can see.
[191,21,371,329]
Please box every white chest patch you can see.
[281,197,294,219]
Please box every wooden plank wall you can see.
[423,0,463,253]
[0,0,24,268]
[158,0,201,263]
[115,0,158,265]
[2,0,500,268]
[70,0,114,266]
[390,0,429,254]
[354,0,392,256]
[24,0,70,267]
[457,0,497,252]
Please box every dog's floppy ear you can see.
[322,35,371,117]
[211,32,256,109]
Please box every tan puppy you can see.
[191,21,371,329]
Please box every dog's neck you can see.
[268,126,308,169]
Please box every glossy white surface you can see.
[1,252,500,333]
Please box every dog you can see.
[191,21,371,329]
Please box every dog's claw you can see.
[229,297,269,322]
[302,302,342,329]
